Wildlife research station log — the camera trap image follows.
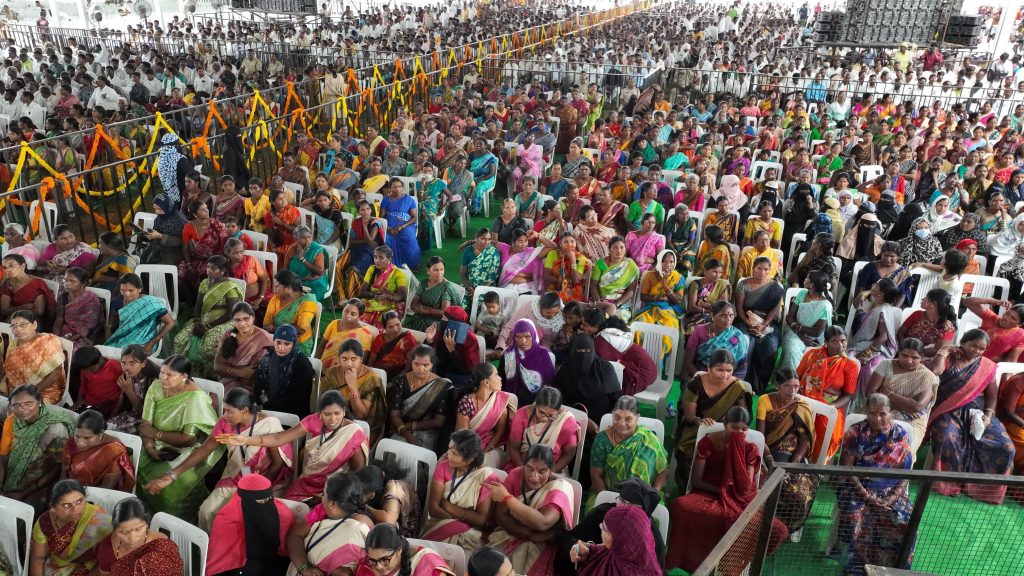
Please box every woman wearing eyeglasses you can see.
[0,384,75,512]
[29,479,112,576]
[0,309,68,404]
[353,523,455,576]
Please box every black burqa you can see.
[221,125,252,185]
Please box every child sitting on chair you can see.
[475,291,507,350]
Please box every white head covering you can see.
[990,213,1024,257]
[927,194,962,233]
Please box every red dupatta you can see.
[720,431,758,517]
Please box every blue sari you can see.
[289,242,329,301]
[382,194,421,270]
[469,152,498,213]
[107,295,167,348]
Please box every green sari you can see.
[662,152,689,171]
[289,242,329,301]
[674,378,754,486]
[405,280,459,331]
[31,502,112,576]
[274,293,318,355]
[172,278,244,378]
[589,425,667,508]
[593,258,640,319]
[137,385,222,522]
[464,244,503,306]
[106,295,167,349]
[1,405,74,511]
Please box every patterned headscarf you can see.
[157,132,186,204]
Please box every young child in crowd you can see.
[475,291,507,349]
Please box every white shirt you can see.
[88,85,120,110]
[193,74,214,95]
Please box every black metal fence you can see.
[693,463,1024,576]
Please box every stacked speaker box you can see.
[943,14,986,46]
[229,0,315,13]
[813,11,844,43]
[820,0,973,46]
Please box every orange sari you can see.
[62,436,136,492]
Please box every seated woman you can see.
[461,228,505,304]
[457,363,518,468]
[866,338,939,456]
[146,387,291,531]
[625,213,667,276]
[703,194,740,245]
[487,444,576,575]
[498,318,556,407]
[349,462,422,537]
[263,269,318,356]
[106,273,176,352]
[498,229,547,295]
[927,329,1016,504]
[796,325,859,460]
[218,390,368,503]
[779,270,833,370]
[265,188,300,263]
[172,255,244,378]
[30,480,113,576]
[999,372,1024,474]
[736,229,783,280]
[321,339,387,445]
[369,311,421,381]
[554,333,620,437]
[107,346,160,435]
[788,233,837,288]
[70,347,123,417]
[593,315,657,396]
[667,406,787,572]
[178,200,227,302]
[54,268,105,351]
[421,429,501,554]
[283,224,329,301]
[683,301,749,381]
[963,296,1024,362]
[743,200,783,248]
[423,305,480,389]
[902,288,953,351]
[851,241,912,308]
[388,345,452,452]
[252,325,315,417]
[358,245,409,329]
[91,232,137,292]
[575,204,616,261]
[734,256,785,393]
[62,409,136,492]
[406,256,460,331]
[95,497,184,576]
[39,224,98,281]
[590,395,668,500]
[0,384,75,511]
[318,298,375,372]
[215,302,273,393]
[633,249,687,335]
[756,368,818,534]
[3,222,40,269]
[139,194,186,265]
[506,386,579,474]
[135,355,221,521]
[225,238,271,313]
[836,394,914,576]
[849,277,902,391]
[0,253,57,330]
[287,473,374,575]
[674,349,754,487]
[695,225,732,276]
[683,257,732,335]
[1,310,68,403]
[570,505,661,575]
[589,236,640,319]
[336,199,388,300]
[354,523,454,576]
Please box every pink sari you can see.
[469,391,517,453]
[211,416,294,490]
[296,516,369,575]
[421,460,500,551]
[487,466,575,576]
[283,417,368,501]
[499,247,544,294]
[506,408,580,472]
[625,230,666,274]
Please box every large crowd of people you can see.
[0,0,1024,575]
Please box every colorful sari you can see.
[336,217,388,301]
[2,277,56,330]
[370,331,420,380]
[288,241,329,301]
[62,435,136,492]
[854,263,913,306]
[665,216,698,275]
[197,414,294,530]
[137,386,221,521]
[874,360,938,456]
[468,391,518,467]
[284,417,369,501]
[218,328,273,392]
[683,278,731,335]
[779,290,833,370]
[796,345,860,460]
[836,421,914,576]
[760,396,818,532]
[695,241,731,276]
[593,258,640,317]
[488,467,575,575]
[506,407,579,472]
[360,264,407,328]
[382,194,421,270]
[172,278,244,378]
[267,293,318,355]
[97,536,182,576]
[634,268,687,328]
[178,219,226,292]
[704,211,739,244]
[321,322,375,371]
[406,280,460,331]
[1,333,67,403]
[421,460,501,553]
[978,307,1024,361]
[91,253,137,291]
[674,377,754,486]
[1001,375,1024,473]
[230,254,269,307]
[322,367,387,445]
[690,324,749,377]
[464,244,504,301]
[264,205,301,262]
[575,223,615,261]
[469,152,498,213]
[0,405,74,510]
[499,246,544,294]
[928,355,1014,504]
[59,290,104,349]
[292,516,370,576]
[848,303,901,392]
[590,425,667,499]
[543,250,590,302]
[41,242,97,281]
[213,194,245,222]
[624,231,665,275]
[106,294,168,349]
[31,502,112,576]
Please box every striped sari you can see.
[487,467,575,575]
[421,460,501,554]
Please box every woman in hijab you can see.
[821,197,847,244]
[783,183,818,259]
[903,217,944,266]
[927,194,962,233]
[937,212,990,255]
[989,213,1024,258]
[221,126,251,185]
[715,174,748,223]
[554,333,620,436]
[887,201,927,241]
[838,212,884,262]
[156,132,192,207]
[206,473,295,576]
[570,504,660,576]
[498,319,556,407]
[141,194,188,265]
[875,189,901,230]
[253,325,315,417]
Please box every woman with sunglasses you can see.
[353,523,455,576]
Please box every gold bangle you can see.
[156,431,163,442]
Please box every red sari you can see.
[178,219,226,293]
[62,436,136,492]
[96,536,182,576]
[264,205,300,262]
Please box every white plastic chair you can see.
[594,490,670,543]
[450,283,468,309]
[795,394,839,465]
[192,378,224,416]
[261,409,303,479]
[909,267,940,309]
[598,413,665,444]
[476,334,487,365]
[279,498,310,521]
[562,406,589,481]
[0,495,33,576]
[629,322,679,419]
[610,361,624,391]
[244,250,279,280]
[128,211,157,254]
[751,160,783,182]
[151,511,209,576]
[105,430,143,479]
[136,264,180,320]
[28,200,58,242]
[407,539,467,575]
[373,438,438,526]
[467,286,518,325]
[860,164,884,184]
[960,274,1010,302]
[399,265,419,320]
[687,424,765,493]
[844,414,915,447]
[284,181,304,204]
[86,486,134,513]
[296,207,317,236]
[242,230,269,251]
[786,233,807,279]
[340,212,354,251]
[94,344,123,359]
[322,245,339,301]
[566,477,583,526]
[311,302,324,355]
[58,336,74,407]
[85,287,112,322]
[42,277,60,299]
